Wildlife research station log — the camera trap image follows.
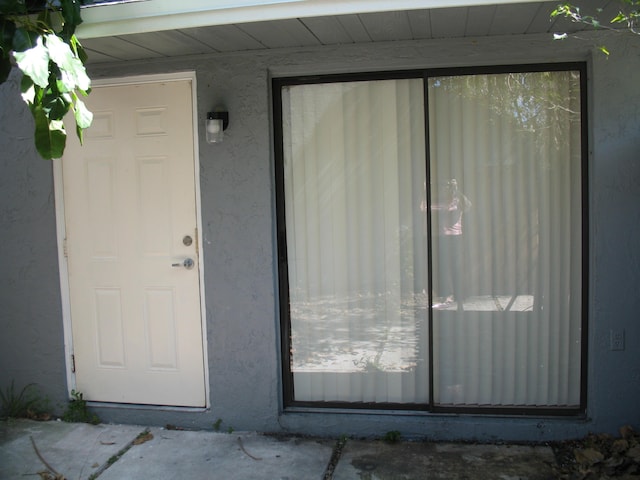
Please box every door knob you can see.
[172,258,195,269]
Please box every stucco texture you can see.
[1,30,638,441]
[0,70,68,412]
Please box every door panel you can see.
[63,79,205,407]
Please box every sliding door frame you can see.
[273,62,588,416]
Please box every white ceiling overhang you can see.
[78,0,540,38]
[76,0,608,64]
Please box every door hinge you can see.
[63,238,68,258]
[71,354,76,373]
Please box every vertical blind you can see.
[282,79,429,403]
[279,68,583,409]
[429,71,583,407]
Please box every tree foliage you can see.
[432,70,581,158]
[0,0,92,159]
[551,0,640,55]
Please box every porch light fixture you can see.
[206,111,229,144]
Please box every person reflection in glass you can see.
[431,179,472,309]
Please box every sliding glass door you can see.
[280,78,429,404]
[428,71,584,409]
[274,64,586,413]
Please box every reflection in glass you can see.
[279,69,583,410]
[282,79,428,403]
[429,71,583,407]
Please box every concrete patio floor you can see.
[0,419,557,479]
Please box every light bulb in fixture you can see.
[206,111,229,144]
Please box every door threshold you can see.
[87,401,208,413]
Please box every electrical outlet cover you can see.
[610,330,625,351]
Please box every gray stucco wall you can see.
[0,70,68,411]
[1,31,638,441]
[588,34,640,432]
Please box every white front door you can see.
[61,78,205,407]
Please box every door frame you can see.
[53,71,210,408]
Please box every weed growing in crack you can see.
[213,418,223,431]
[212,418,234,433]
[383,430,402,444]
[62,390,99,424]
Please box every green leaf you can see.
[69,35,88,64]
[31,83,44,107]
[72,94,92,130]
[0,18,16,53]
[60,0,83,26]
[60,0,83,39]
[12,27,39,52]
[58,62,84,91]
[75,121,84,144]
[43,89,71,119]
[611,13,626,24]
[598,45,610,56]
[44,33,90,91]
[551,4,573,18]
[2,0,91,159]
[20,73,34,92]
[44,34,72,64]
[34,106,67,159]
[13,35,50,87]
[20,75,36,104]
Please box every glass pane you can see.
[429,71,583,407]
[282,78,429,404]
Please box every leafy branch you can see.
[0,0,92,159]
[551,0,640,55]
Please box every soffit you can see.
[78,0,614,64]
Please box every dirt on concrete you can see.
[550,426,640,479]
[332,439,556,479]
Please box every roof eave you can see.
[78,0,540,39]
